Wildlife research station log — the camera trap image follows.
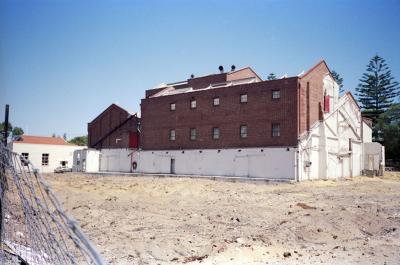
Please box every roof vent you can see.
[218,65,224,73]
[231,65,236,71]
[190,74,195,78]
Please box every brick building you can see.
[134,60,374,180]
[141,61,329,150]
[88,104,139,149]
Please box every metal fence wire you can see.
[0,142,107,265]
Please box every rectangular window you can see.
[190,99,197,109]
[212,127,220,139]
[240,125,248,138]
[190,128,197,140]
[42,153,49,166]
[169,129,176,141]
[240,93,248,103]
[272,90,280,99]
[213,97,220,106]
[21,153,29,166]
[170,103,176,111]
[272,123,280,137]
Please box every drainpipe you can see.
[294,148,299,182]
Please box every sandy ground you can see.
[44,173,400,265]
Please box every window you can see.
[240,125,248,138]
[42,153,49,166]
[212,127,220,139]
[272,123,280,137]
[61,161,68,167]
[240,94,248,103]
[169,129,176,141]
[190,99,197,109]
[170,103,176,111]
[213,97,220,106]
[272,90,280,99]
[190,128,197,140]
[21,153,29,166]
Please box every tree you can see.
[356,55,400,125]
[52,133,56,137]
[267,73,277,80]
[0,122,24,141]
[375,104,400,161]
[63,133,67,141]
[69,135,88,146]
[12,127,24,137]
[331,70,344,93]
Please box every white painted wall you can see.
[133,147,296,180]
[73,149,100,172]
[99,148,135,172]
[11,143,85,173]
[298,92,364,181]
[362,121,372,143]
[363,142,384,172]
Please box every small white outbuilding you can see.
[10,135,85,173]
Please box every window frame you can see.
[42,153,49,166]
[240,125,248,138]
[190,128,197,140]
[169,129,176,141]
[212,127,220,140]
[190,98,197,109]
[213,97,220,106]
[240,93,248,103]
[272,123,280,137]
[21,153,29,166]
[272,90,281,100]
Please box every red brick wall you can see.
[88,104,139,149]
[298,62,330,135]
[141,77,299,150]
[188,73,227,89]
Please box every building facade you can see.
[11,135,84,173]
[88,103,139,149]
[132,61,376,180]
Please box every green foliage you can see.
[267,73,277,80]
[356,55,400,124]
[0,122,24,141]
[331,70,344,93]
[12,127,24,137]
[375,104,400,159]
[69,135,88,146]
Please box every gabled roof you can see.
[299,59,335,81]
[89,103,134,124]
[13,135,75,146]
[227,66,263,82]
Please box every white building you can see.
[11,135,85,173]
[76,61,384,181]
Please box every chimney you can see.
[218,65,224,73]
[190,74,195,79]
[231,65,236,71]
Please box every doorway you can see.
[170,158,175,174]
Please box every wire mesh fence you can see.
[0,142,107,265]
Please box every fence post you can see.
[0,104,10,244]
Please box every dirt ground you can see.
[44,173,400,265]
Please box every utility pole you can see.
[3,104,9,146]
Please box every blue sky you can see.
[1,0,399,138]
